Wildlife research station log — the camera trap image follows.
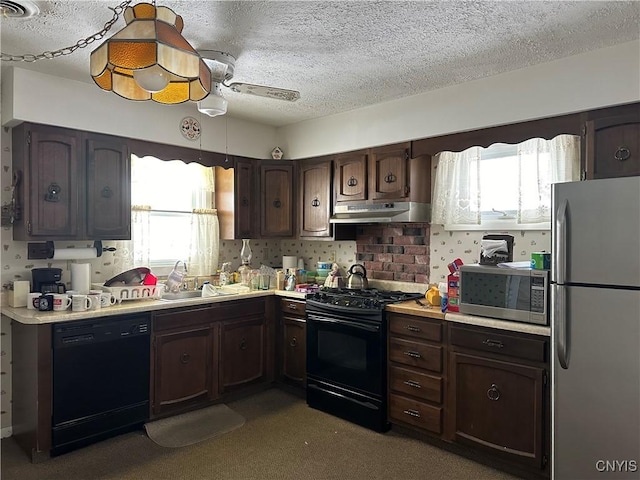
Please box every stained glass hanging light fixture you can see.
[90,2,211,104]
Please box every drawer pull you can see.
[404,350,422,359]
[482,339,504,349]
[614,146,631,162]
[180,353,190,364]
[487,383,501,401]
[240,338,247,350]
[287,303,298,310]
[405,325,421,333]
[403,380,422,389]
[290,337,297,347]
[403,409,421,418]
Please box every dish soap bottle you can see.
[219,262,232,286]
[238,239,252,286]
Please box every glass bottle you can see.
[238,239,252,286]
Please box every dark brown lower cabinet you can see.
[448,324,550,474]
[279,299,307,388]
[152,306,218,417]
[219,316,266,393]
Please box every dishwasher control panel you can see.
[53,315,150,348]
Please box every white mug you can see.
[100,292,117,308]
[27,292,41,310]
[53,294,72,311]
[88,293,101,310]
[71,294,92,312]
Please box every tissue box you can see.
[531,252,551,270]
[480,234,514,265]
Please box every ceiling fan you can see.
[196,50,301,117]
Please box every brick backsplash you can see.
[355,223,430,283]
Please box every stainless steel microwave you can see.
[459,265,549,325]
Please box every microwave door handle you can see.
[554,199,568,285]
[554,284,569,369]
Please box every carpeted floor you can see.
[1,388,524,480]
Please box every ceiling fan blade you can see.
[227,82,300,102]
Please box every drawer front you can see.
[389,365,442,404]
[389,337,442,373]
[450,325,547,363]
[280,298,306,316]
[388,314,442,342]
[153,306,212,332]
[389,393,442,434]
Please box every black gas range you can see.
[306,287,424,314]
[305,287,424,432]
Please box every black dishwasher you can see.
[52,315,150,456]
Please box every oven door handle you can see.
[307,314,380,333]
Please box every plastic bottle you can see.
[438,281,448,313]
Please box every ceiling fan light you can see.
[89,2,210,104]
[197,92,228,117]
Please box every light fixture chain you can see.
[1,0,132,62]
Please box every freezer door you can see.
[552,177,640,288]
[553,285,640,479]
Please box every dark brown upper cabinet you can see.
[12,122,131,241]
[585,111,640,179]
[260,161,295,238]
[299,158,332,238]
[334,150,368,203]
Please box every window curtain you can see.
[431,135,580,226]
[431,146,482,225]
[112,206,151,272]
[188,209,219,276]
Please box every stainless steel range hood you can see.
[329,202,431,224]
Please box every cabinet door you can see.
[334,151,367,202]
[299,159,332,238]
[369,143,409,200]
[153,325,215,416]
[86,134,131,239]
[235,158,255,238]
[282,317,306,386]
[220,317,266,393]
[450,352,545,468]
[586,113,640,179]
[18,125,81,239]
[260,162,294,237]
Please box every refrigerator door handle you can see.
[554,284,569,369]
[554,199,568,285]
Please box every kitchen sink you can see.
[160,290,204,301]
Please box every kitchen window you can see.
[114,155,219,276]
[431,135,580,230]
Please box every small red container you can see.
[142,272,157,286]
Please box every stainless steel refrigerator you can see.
[552,176,640,479]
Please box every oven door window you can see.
[307,313,383,395]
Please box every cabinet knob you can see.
[290,337,297,347]
[311,197,320,208]
[384,172,397,183]
[614,146,631,162]
[241,196,249,206]
[240,338,247,350]
[347,176,358,187]
[180,353,191,364]
[101,186,113,198]
[487,383,501,401]
[44,183,61,202]
[273,199,282,208]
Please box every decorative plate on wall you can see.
[180,116,201,141]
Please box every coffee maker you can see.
[32,268,66,294]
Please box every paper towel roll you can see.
[283,256,297,271]
[71,263,91,294]
[53,248,98,260]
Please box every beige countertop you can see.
[385,300,551,337]
[2,289,549,336]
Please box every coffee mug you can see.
[33,294,54,311]
[53,293,72,311]
[100,292,117,308]
[88,292,102,310]
[71,294,92,312]
[27,292,41,310]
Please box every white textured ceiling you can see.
[1,1,639,127]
